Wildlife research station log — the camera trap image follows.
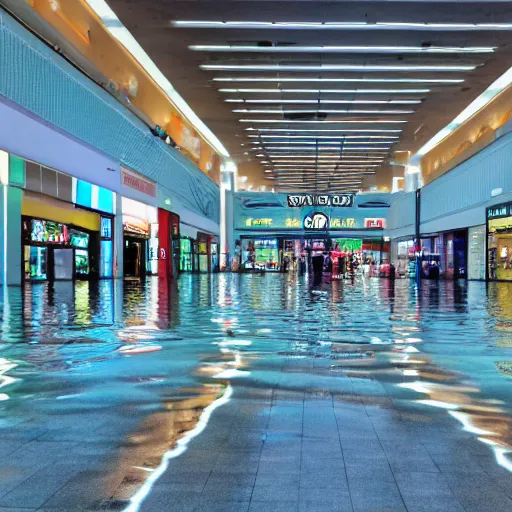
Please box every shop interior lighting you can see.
[202,64,477,72]
[254,146,391,151]
[191,44,495,54]
[215,77,464,84]
[240,119,407,124]
[84,1,230,157]
[233,108,415,114]
[413,63,512,161]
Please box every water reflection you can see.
[0,276,510,509]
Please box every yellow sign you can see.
[245,218,273,227]
[330,218,356,228]
[285,218,301,228]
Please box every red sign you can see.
[364,218,386,229]
[121,167,156,197]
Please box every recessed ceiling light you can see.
[215,77,464,84]
[202,64,476,72]
[191,44,495,54]
[173,20,512,31]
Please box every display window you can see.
[22,216,97,281]
[180,238,193,272]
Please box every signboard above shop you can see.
[487,202,511,220]
[287,194,354,208]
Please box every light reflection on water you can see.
[0,275,511,508]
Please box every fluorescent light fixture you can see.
[255,146,390,151]
[252,141,390,146]
[220,88,429,94]
[227,99,423,104]
[202,64,476,72]
[215,77,464,84]
[240,119,407,124]
[84,1,230,157]
[192,44,495,54]
[250,135,399,139]
[173,20,512,31]
[233,109,414,114]
[413,63,512,161]
[247,128,402,133]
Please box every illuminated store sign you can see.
[245,218,273,227]
[331,218,356,228]
[487,203,511,220]
[285,218,301,228]
[121,167,156,197]
[288,194,354,208]
[304,212,329,230]
[364,218,386,229]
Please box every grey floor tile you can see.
[251,483,300,502]
[248,501,298,512]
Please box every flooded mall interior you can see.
[0,1,511,511]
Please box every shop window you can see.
[25,161,42,192]
[100,240,113,278]
[101,217,112,238]
[75,249,89,275]
[41,167,58,198]
[24,246,47,280]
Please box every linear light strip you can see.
[221,88,430,94]
[215,77,464,84]
[202,64,476,72]
[247,128,402,132]
[251,139,397,143]
[249,135,399,139]
[255,146,391,151]
[241,119,408,124]
[227,99,424,104]
[84,1,230,157]
[173,20,512,31]
[414,64,512,160]
[233,109,415,114]
[191,44,495,54]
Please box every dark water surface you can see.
[0,275,510,510]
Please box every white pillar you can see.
[114,193,124,278]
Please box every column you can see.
[0,184,22,286]
[114,193,124,278]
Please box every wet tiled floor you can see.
[0,274,511,511]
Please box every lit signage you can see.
[288,194,354,208]
[121,167,157,197]
[364,218,386,229]
[330,218,356,228]
[245,218,273,227]
[304,212,329,230]
[285,218,301,228]
[487,203,511,220]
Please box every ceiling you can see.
[107,1,512,192]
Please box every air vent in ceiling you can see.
[284,112,327,121]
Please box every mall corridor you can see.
[0,276,511,512]
[1,0,512,511]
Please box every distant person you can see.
[389,262,396,280]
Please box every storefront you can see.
[420,231,467,279]
[487,202,512,281]
[21,174,115,281]
[122,197,158,278]
[157,208,181,278]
